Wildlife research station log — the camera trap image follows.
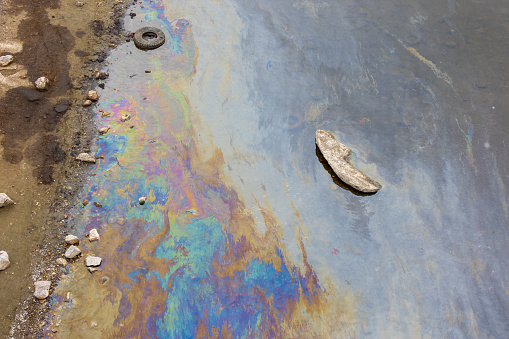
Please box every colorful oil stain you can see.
[48,1,357,337]
[456,116,475,166]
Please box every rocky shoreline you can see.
[0,0,132,337]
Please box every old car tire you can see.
[133,27,166,50]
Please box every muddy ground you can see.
[0,0,131,337]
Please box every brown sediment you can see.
[0,0,129,337]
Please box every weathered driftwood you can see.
[316,130,381,193]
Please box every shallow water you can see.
[49,0,509,337]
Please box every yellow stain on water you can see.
[387,30,455,91]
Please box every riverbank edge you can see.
[5,1,132,337]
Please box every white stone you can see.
[0,193,14,207]
[0,251,10,270]
[85,256,102,267]
[88,228,100,242]
[0,55,14,66]
[82,100,93,107]
[34,77,49,91]
[65,234,79,245]
[64,245,81,259]
[138,196,147,205]
[76,153,96,163]
[120,114,131,122]
[34,281,51,299]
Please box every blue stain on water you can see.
[266,61,272,70]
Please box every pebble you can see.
[75,1,85,7]
[82,99,93,107]
[99,127,110,134]
[85,256,102,267]
[93,201,102,208]
[0,55,14,66]
[88,267,98,273]
[65,234,79,245]
[138,197,147,205]
[64,292,72,302]
[76,153,96,163]
[0,251,10,271]
[34,281,51,300]
[87,90,99,101]
[83,199,89,206]
[64,245,81,259]
[56,258,67,266]
[0,193,14,207]
[34,77,50,91]
[88,228,100,242]
[120,114,131,122]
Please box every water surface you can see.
[49,0,509,337]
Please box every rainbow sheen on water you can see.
[48,1,356,337]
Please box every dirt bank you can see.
[0,0,129,337]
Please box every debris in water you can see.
[93,201,102,208]
[34,77,49,91]
[34,281,51,299]
[133,27,165,50]
[64,245,81,259]
[315,130,381,193]
[138,196,147,205]
[120,114,131,122]
[0,193,14,207]
[0,251,10,270]
[82,199,89,206]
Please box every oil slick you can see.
[48,1,357,337]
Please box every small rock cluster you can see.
[34,228,105,300]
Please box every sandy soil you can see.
[0,0,129,337]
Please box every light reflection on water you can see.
[50,0,509,337]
